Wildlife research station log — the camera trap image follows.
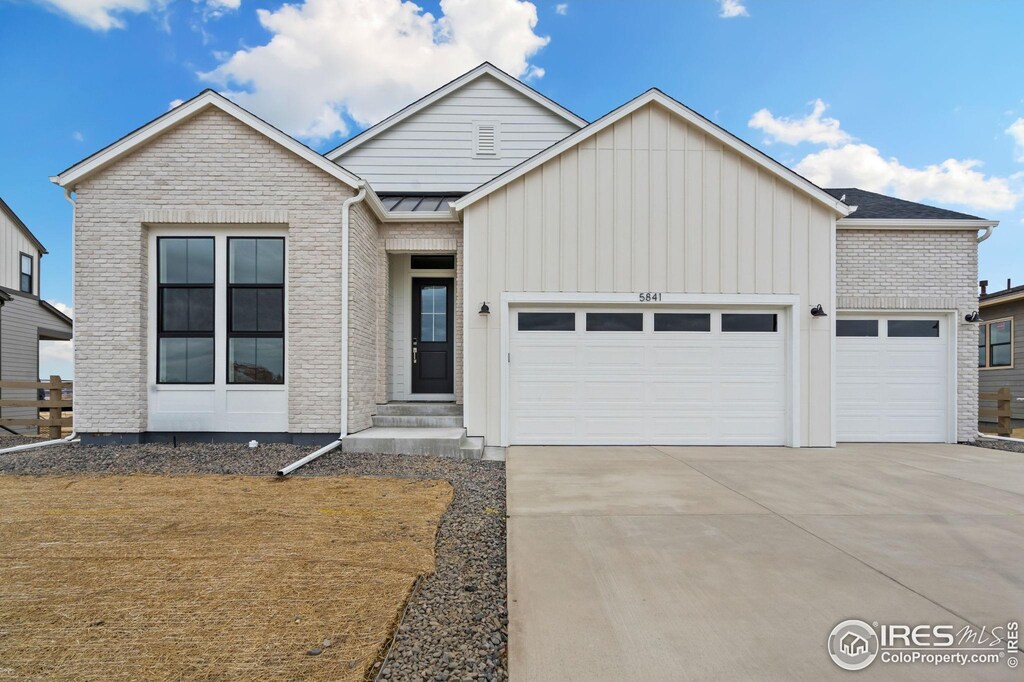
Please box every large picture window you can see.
[227,238,285,383]
[979,318,1013,369]
[157,238,215,383]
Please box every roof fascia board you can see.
[39,299,73,327]
[324,63,587,161]
[0,197,47,254]
[52,91,361,191]
[454,90,851,216]
[980,291,1024,308]
[838,218,999,229]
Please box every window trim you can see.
[585,311,644,332]
[653,312,712,333]
[517,311,576,332]
[226,237,286,385]
[886,319,941,339]
[155,237,216,385]
[721,312,779,333]
[18,251,33,294]
[979,316,1014,370]
[836,318,880,338]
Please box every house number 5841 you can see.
[638,292,662,302]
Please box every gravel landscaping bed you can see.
[0,439,507,682]
[973,437,1024,454]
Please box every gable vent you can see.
[473,121,500,157]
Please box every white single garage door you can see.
[508,308,788,445]
[836,315,951,442]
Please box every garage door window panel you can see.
[586,312,643,332]
[518,312,575,332]
[722,313,778,333]
[654,313,711,332]
[836,319,878,337]
[887,320,939,338]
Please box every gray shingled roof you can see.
[825,187,985,221]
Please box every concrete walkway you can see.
[507,444,1024,681]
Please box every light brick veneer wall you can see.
[375,223,464,405]
[347,202,380,433]
[836,229,979,441]
[73,107,351,434]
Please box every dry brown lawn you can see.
[0,474,452,681]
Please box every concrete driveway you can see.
[507,444,1024,681]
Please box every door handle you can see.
[412,339,418,365]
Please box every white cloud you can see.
[796,144,1019,212]
[1007,117,1024,162]
[194,0,240,22]
[200,0,551,141]
[71,131,84,142]
[718,0,749,18]
[555,3,567,14]
[32,0,157,30]
[46,301,73,319]
[39,341,73,380]
[748,99,851,147]
[168,98,185,110]
[750,100,1021,213]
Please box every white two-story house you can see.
[0,196,73,435]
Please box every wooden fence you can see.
[0,375,73,438]
[979,387,1012,437]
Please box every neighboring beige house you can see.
[51,63,995,451]
[978,279,1024,429]
[0,197,74,434]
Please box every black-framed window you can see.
[980,318,1012,368]
[228,238,284,384]
[19,252,32,294]
[586,312,643,332]
[654,313,710,332]
[887,319,939,338]
[518,312,575,331]
[157,237,215,383]
[722,313,777,332]
[836,319,879,337]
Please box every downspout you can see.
[977,226,994,243]
[277,182,367,476]
[0,188,79,454]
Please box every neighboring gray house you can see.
[0,197,74,434]
[50,63,996,451]
[979,279,1024,429]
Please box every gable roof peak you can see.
[52,89,362,191]
[324,62,587,161]
[454,86,852,216]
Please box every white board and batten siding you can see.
[334,74,581,193]
[464,101,838,447]
[1,207,39,294]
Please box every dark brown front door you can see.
[411,277,454,394]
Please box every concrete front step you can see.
[375,402,463,417]
[342,426,482,459]
[372,414,464,428]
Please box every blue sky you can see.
[2,0,1023,377]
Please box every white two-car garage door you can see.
[508,308,788,445]
[836,315,951,442]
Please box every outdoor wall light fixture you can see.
[810,304,828,317]
[964,311,981,323]
[479,302,490,315]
